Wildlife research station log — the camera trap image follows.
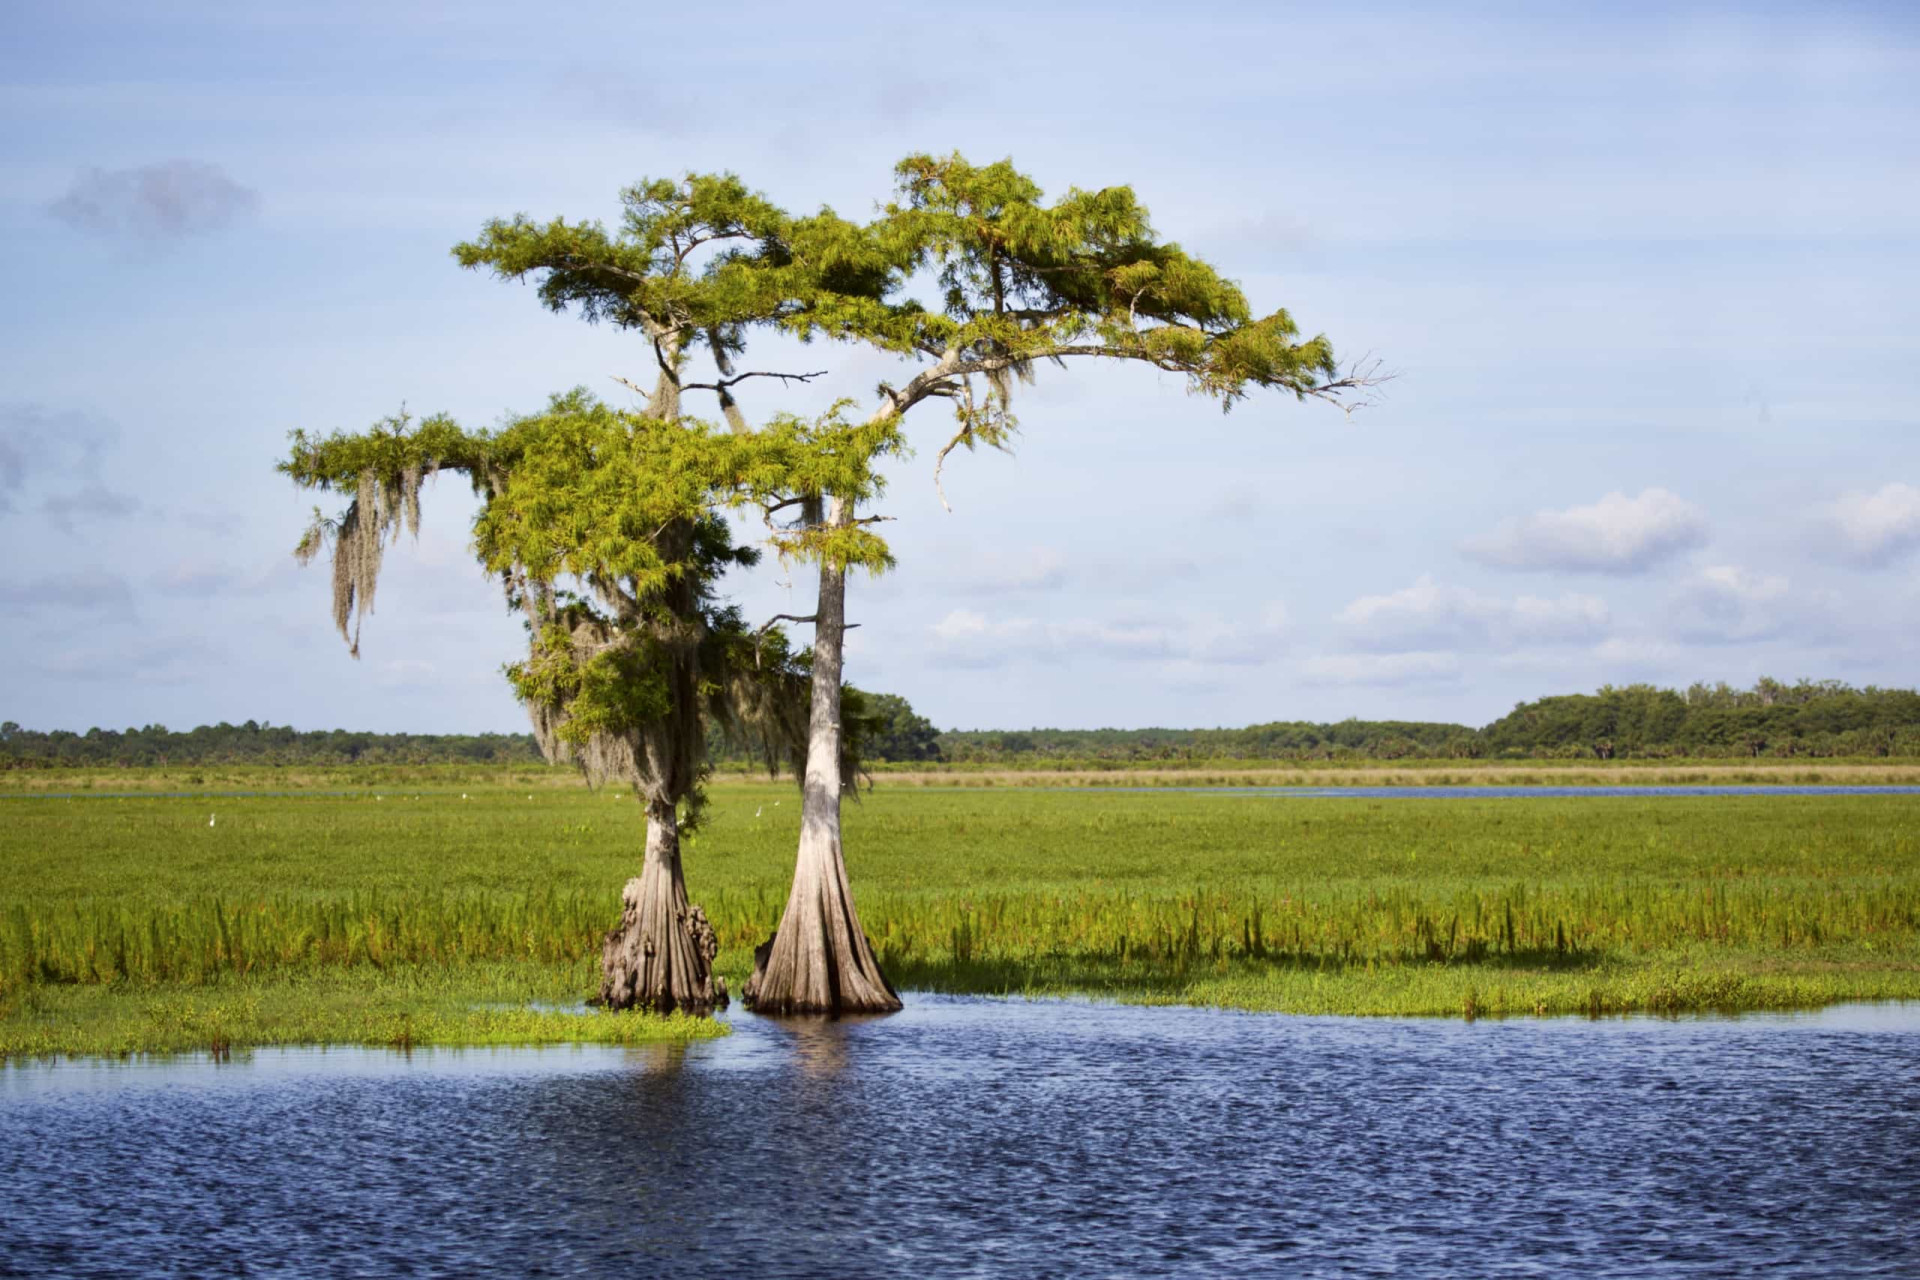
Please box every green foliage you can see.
[276,384,825,811]
[473,392,760,592]
[279,409,485,493]
[874,153,1341,410]
[861,693,944,763]
[937,719,1474,764]
[450,172,892,354]
[747,403,906,573]
[505,620,672,749]
[1481,679,1920,759]
[0,721,545,768]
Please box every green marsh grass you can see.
[2,783,1915,1051]
[0,962,721,1058]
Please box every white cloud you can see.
[1816,483,1920,566]
[1335,576,1609,652]
[1301,651,1462,687]
[926,604,1289,669]
[928,609,1042,668]
[1047,617,1176,660]
[951,547,1068,593]
[1665,564,1825,645]
[1463,488,1708,574]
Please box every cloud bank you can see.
[1335,576,1609,653]
[1463,488,1707,574]
[1817,483,1920,566]
[928,604,1289,669]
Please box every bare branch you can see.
[681,369,828,393]
[760,496,809,516]
[1303,355,1397,420]
[755,612,818,637]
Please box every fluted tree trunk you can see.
[600,795,725,1012]
[744,495,901,1015]
[593,338,730,1014]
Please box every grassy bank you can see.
[2,781,1916,1052]
[0,963,718,1058]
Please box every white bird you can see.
[462,793,468,800]
[755,806,763,817]
[208,814,216,828]
[774,800,781,807]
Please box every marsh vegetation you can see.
[2,780,1914,1054]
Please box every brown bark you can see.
[742,501,901,1015]
[599,797,726,1013]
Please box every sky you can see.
[1,0,1916,735]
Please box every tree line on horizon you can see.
[7,678,1917,768]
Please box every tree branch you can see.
[681,369,828,393]
[750,611,861,665]
[760,496,809,516]
[755,612,817,637]
[1303,356,1396,418]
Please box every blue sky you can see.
[2,1,1916,734]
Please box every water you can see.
[4,999,1918,1277]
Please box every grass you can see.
[2,778,1916,1054]
[0,963,720,1058]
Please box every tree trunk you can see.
[743,496,902,1015]
[599,797,726,1013]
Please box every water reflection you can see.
[763,1009,901,1079]
[620,1040,694,1077]
[3,998,1917,1278]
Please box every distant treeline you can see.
[1477,679,1920,760]
[0,720,544,769]
[5,679,1918,768]
[938,680,1920,763]
[935,720,1469,763]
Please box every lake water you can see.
[4,997,1918,1278]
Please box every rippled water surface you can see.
[5,998,1918,1278]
